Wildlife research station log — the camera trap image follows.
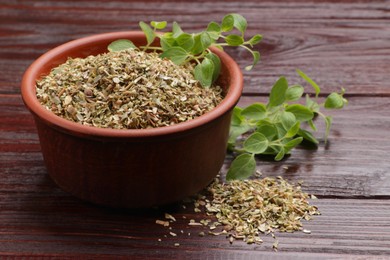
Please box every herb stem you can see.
[139,46,162,51]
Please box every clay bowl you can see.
[21,31,243,208]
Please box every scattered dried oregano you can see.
[201,177,320,247]
[36,48,223,129]
[156,176,320,250]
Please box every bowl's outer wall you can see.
[21,31,243,208]
[36,110,232,207]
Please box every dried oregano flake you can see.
[36,48,223,129]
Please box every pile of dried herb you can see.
[198,177,320,248]
[36,48,223,129]
[155,176,320,250]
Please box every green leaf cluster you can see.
[107,13,262,87]
[226,70,348,181]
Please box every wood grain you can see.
[0,195,389,258]
[1,0,390,258]
[1,1,389,94]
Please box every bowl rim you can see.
[21,31,243,139]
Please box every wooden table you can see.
[1,0,390,258]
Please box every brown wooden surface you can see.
[1,0,390,259]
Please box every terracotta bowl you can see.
[21,31,243,208]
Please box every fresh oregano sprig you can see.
[108,13,262,87]
[107,16,347,182]
[226,69,348,181]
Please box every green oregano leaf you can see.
[275,122,287,139]
[139,21,155,46]
[221,14,234,32]
[172,22,184,38]
[297,129,319,144]
[285,85,304,101]
[231,106,244,126]
[324,92,346,109]
[308,119,317,131]
[107,39,136,52]
[229,124,252,146]
[151,21,167,30]
[225,34,244,46]
[205,52,221,82]
[207,22,221,33]
[176,33,195,51]
[228,13,247,34]
[194,57,215,87]
[245,51,260,71]
[226,153,256,181]
[268,76,288,107]
[229,107,251,145]
[284,137,303,153]
[274,147,285,161]
[241,103,267,121]
[243,132,269,154]
[160,33,175,51]
[207,31,220,41]
[284,121,301,138]
[285,104,314,122]
[248,34,263,46]
[191,32,212,54]
[200,32,212,48]
[324,116,333,142]
[160,46,189,65]
[297,69,321,98]
[280,111,296,131]
[256,124,277,141]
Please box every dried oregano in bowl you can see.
[36,13,262,130]
[36,48,223,129]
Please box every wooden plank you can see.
[1,1,389,94]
